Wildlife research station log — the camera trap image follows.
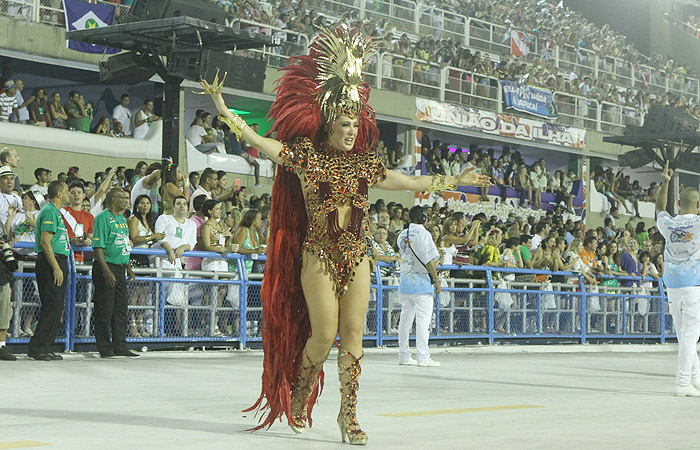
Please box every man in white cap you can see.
[0,166,22,235]
[0,80,18,122]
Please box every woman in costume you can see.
[199,27,490,445]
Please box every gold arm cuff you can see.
[423,174,456,195]
[218,114,245,143]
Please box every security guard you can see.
[92,188,136,358]
[28,180,70,361]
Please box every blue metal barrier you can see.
[7,242,674,350]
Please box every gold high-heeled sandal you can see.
[337,348,367,445]
[289,350,324,434]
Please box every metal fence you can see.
[7,243,676,351]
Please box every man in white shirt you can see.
[655,161,700,397]
[12,79,33,124]
[132,99,161,139]
[0,80,18,122]
[29,167,51,198]
[130,165,161,211]
[530,222,549,251]
[186,115,217,154]
[189,169,216,212]
[395,206,441,367]
[112,94,132,136]
[153,196,196,270]
[0,166,23,236]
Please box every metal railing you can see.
[234,18,310,70]
[7,242,676,351]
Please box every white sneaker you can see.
[692,378,700,390]
[399,357,417,366]
[254,183,263,188]
[417,358,441,367]
[675,384,700,397]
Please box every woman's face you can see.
[559,240,567,251]
[627,239,639,253]
[218,175,227,188]
[22,194,35,211]
[176,166,184,182]
[374,228,388,243]
[212,203,223,219]
[448,222,457,234]
[225,214,235,228]
[52,92,60,103]
[609,242,617,255]
[137,197,151,214]
[328,115,358,152]
[430,226,440,241]
[82,199,91,211]
[253,212,262,229]
[137,164,147,176]
[545,237,555,248]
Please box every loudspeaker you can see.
[642,104,699,134]
[127,0,223,24]
[676,152,700,173]
[618,147,656,169]
[169,50,266,92]
[99,52,158,84]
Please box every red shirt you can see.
[62,207,94,262]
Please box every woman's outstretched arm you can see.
[199,76,284,164]
[376,166,491,192]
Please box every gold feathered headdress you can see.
[313,25,376,126]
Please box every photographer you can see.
[0,238,17,360]
[27,181,70,361]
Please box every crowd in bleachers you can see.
[0,74,161,138]
[368,179,665,334]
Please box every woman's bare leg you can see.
[338,257,371,357]
[301,251,339,362]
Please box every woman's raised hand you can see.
[195,69,228,97]
[457,167,492,187]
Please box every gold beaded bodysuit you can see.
[279,136,387,295]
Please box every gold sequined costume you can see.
[279,137,386,294]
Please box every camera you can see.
[0,241,18,272]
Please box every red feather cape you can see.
[243,34,379,431]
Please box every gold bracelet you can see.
[218,114,245,143]
[423,174,456,195]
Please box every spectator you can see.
[61,181,94,264]
[200,199,237,335]
[92,117,111,135]
[188,171,200,196]
[12,79,34,124]
[228,122,262,186]
[8,190,40,260]
[132,98,161,139]
[79,95,93,132]
[48,92,68,129]
[112,94,132,136]
[161,163,189,215]
[128,194,163,337]
[130,164,161,214]
[64,90,86,131]
[529,159,548,208]
[530,222,549,250]
[184,194,209,272]
[29,167,51,198]
[89,168,116,216]
[0,80,18,122]
[92,188,138,358]
[131,161,148,186]
[0,166,21,235]
[579,235,604,276]
[27,88,49,127]
[189,169,217,212]
[514,164,533,208]
[233,208,267,274]
[186,114,217,154]
[27,180,70,361]
[614,173,640,218]
[153,196,197,328]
